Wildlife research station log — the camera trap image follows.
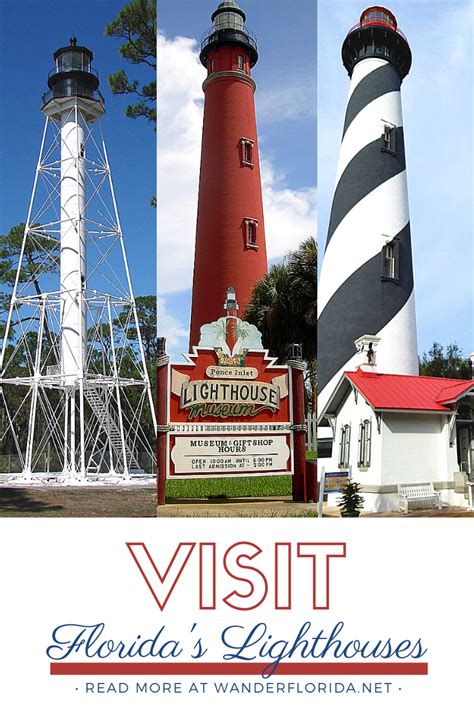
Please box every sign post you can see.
[156,338,170,507]
[288,346,307,502]
[318,466,351,518]
[156,302,315,509]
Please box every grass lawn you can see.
[166,475,292,500]
[166,452,317,500]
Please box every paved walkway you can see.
[322,505,474,518]
[157,496,317,517]
[157,499,473,518]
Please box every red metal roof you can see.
[346,370,474,412]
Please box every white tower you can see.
[0,38,156,480]
[318,7,418,417]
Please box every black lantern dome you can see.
[200,0,258,68]
[342,6,412,80]
[42,37,103,107]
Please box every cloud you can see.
[261,157,317,258]
[256,78,317,124]
[157,32,317,297]
[156,296,188,350]
[156,33,204,298]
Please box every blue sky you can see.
[2,0,470,363]
[318,0,473,359]
[157,0,317,361]
[0,0,156,299]
[158,0,317,189]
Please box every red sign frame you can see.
[167,348,293,479]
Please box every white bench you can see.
[398,483,442,514]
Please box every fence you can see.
[0,452,156,476]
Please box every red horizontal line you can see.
[51,662,428,676]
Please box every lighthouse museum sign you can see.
[167,345,292,479]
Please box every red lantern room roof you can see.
[360,6,397,31]
[344,5,408,50]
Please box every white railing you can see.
[305,413,317,452]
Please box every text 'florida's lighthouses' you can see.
[189,0,268,348]
[318,6,418,414]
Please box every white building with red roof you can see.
[318,339,474,512]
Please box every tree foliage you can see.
[113,295,158,362]
[105,0,157,125]
[0,223,58,293]
[245,237,317,412]
[419,342,472,379]
[0,223,59,339]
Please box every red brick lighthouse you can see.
[189,0,268,348]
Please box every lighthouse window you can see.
[338,425,351,469]
[247,222,256,244]
[237,55,244,71]
[381,238,400,281]
[358,420,372,469]
[363,9,394,27]
[59,51,85,72]
[244,142,252,163]
[382,124,396,154]
[244,219,258,248]
[384,244,395,278]
[241,138,254,167]
[210,58,215,74]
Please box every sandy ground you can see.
[0,485,471,518]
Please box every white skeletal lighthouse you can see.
[51,40,94,384]
[318,7,418,414]
[0,38,156,480]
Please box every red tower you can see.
[189,0,268,348]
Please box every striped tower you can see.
[318,6,418,415]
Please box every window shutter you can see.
[390,127,397,153]
[345,425,351,467]
[339,427,343,467]
[394,239,400,281]
[357,422,363,467]
[380,246,386,278]
[366,419,372,467]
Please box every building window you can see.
[380,238,400,281]
[338,425,351,469]
[384,243,395,278]
[381,123,396,154]
[237,55,244,71]
[243,218,258,248]
[358,420,372,468]
[240,138,254,167]
[210,58,215,74]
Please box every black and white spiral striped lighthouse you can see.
[318,6,418,415]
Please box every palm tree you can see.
[245,237,317,412]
